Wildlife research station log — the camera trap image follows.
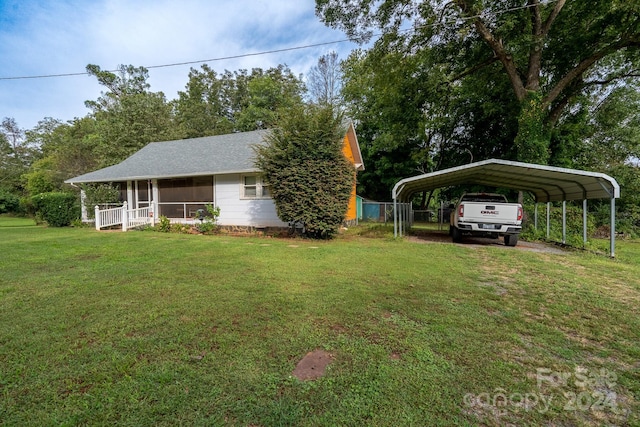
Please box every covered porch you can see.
[86,175,216,230]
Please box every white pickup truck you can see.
[450,193,523,246]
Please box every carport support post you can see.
[534,203,538,229]
[393,198,398,238]
[583,199,588,246]
[562,200,567,244]
[401,201,406,236]
[398,201,402,237]
[610,197,616,257]
[401,202,406,236]
[546,202,550,239]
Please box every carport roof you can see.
[392,159,619,203]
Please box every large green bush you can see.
[31,192,80,227]
[254,105,354,239]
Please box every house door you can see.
[135,180,152,209]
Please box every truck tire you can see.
[452,226,462,243]
[504,234,519,247]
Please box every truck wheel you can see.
[452,226,462,243]
[504,234,518,247]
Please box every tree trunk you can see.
[514,93,551,164]
[419,190,427,210]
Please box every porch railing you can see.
[95,202,154,231]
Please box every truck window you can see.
[460,194,508,203]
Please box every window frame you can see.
[241,174,271,199]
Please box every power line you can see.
[0,1,558,81]
[0,39,356,81]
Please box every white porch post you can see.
[152,179,159,226]
[95,205,100,231]
[127,181,134,209]
[122,201,129,232]
[80,190,88,222]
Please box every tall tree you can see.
[0,118,35,194]
[174,65,237,138]
[307,51,343,106]
[235,65,306,131]
[316,0,640,164]
[341,49,438,200]
[85,64,181,166]
[24,117,100,195]
[1,117,24,152]
[174,64,306,137]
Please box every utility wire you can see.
[0,39,355,80]
[0,0,557,81]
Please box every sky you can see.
[0,0,360,131]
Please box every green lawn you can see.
[0,221,638,426]
[0,215,38,228]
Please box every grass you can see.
[0,215,38,228]
[0,219,638,426]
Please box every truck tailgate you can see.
[461,203,521,224]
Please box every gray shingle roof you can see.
[66,130,270,183]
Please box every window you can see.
[158,176,213,202]
[242,175,270,199]
[157,176,214,218]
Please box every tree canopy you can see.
[85,64,182,167]
[317,0,640,198]
[174,64,306,138]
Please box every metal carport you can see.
[392,159,620,256]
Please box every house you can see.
[66,123,364,231]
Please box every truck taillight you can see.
[458,204,464,218]
[517,206,523,221]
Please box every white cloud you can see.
[0,0,358,130]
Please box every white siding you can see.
[215,174,287,227]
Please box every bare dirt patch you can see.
[292,349,333,381]
[407,229,567,255]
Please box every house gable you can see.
[343,122,364,172]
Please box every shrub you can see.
[157,215,171,232]
[0,189,20,214]
[254,104,353,239]
[31,192,80,227]
[195,204,221,234]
